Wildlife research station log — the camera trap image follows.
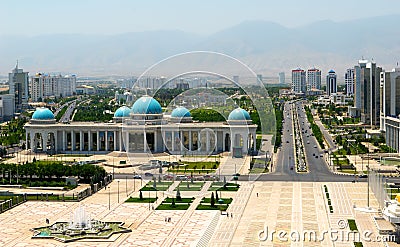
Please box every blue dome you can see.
[328,69,335,73]
[228,108,251,121]
[131,96,162,114]
[32,107,55,120]
[114,106,131,117]
[171,107,191,118]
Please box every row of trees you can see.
[273,102,284,151]
[304,106,325,149]
[0,161,106,184]
[0,118,26,147]
[73,96,117,122]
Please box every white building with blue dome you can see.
[24,96,257,157]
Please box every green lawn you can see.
[201,197,233,204]
[164,197,194,203]
[174,182,204,191]
[249,168,268,174]
[140,181,173,191]
[156,203,190,210]
[348,219,358,231]
[208,182,240,191]
[196,204,229,211]
[168,161,219,174]
[125,197,158,203]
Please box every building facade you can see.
[291,68,306,93]
[30,73,76,102]
[380,68,400,151]
[24,96,257,158]
[0,94,15,121]
[326,70,337,96]
[8,62,29,112]
[307,68,321,91]
[345,68,355,96]
[354,60,382,128]
[279,72,285,84]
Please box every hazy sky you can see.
[2,0,400,35]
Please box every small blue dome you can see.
[228,108,251,121]
[114,106,131,117]
[132,96,162,114]
[171,107,191,118]
[32,107,55,120]
[328,69,335,73]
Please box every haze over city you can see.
[1,0,400,77]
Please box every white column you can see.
[25,132,28,150]
[162,131,166,152]
[119,131,123,151]
[154,131,158,152]
[125,131,129,152]
[230,132,234,153]
[54,132,58,152]
[113,131,117,151]
[96,131,100,151]
[71,130,75,151]
[221,131,226,152]
[105,131,109,151]
[80,130,84,151]
[43,132,48,152]
[198,131,201,151]
[172,131,175,152]
[180,131,183,152]
[30,132,35,151]
[189,130,192,151]
[62,131,66,151]
[88,131,92,151]
[206,131,210,152]
[143,131,147,152]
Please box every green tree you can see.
[211,192,215,207]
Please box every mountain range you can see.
[1,14,399,81]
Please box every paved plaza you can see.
[0,178,392,247]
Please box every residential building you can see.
[316,93,352,106]
[326,70,337,96]
[279,72,285,84]
[307,68,321,91]
[8,62,29,112]
[380,68,400,149]
[345,68,355,95]
[0,94,15,121]
[30,73,76,102]
[76,85,95,95]
[354,60,382,127]
[291,68,306,93]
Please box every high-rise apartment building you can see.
[345,68,355,96]
[30,73,76,102]
[307,68,321,91]
[278,72,285,84]
[326,70,337,96]
[354,59,382,127]
[380,67,400,130]
[291,68,306,93]
[8,62,29,112]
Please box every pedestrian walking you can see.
[256,192,258,197]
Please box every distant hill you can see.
[1,14,399,80]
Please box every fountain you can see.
[68,204,92,230]
[31,204,131,242]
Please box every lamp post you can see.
[108,185,111,210]
[117,180,120,203]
